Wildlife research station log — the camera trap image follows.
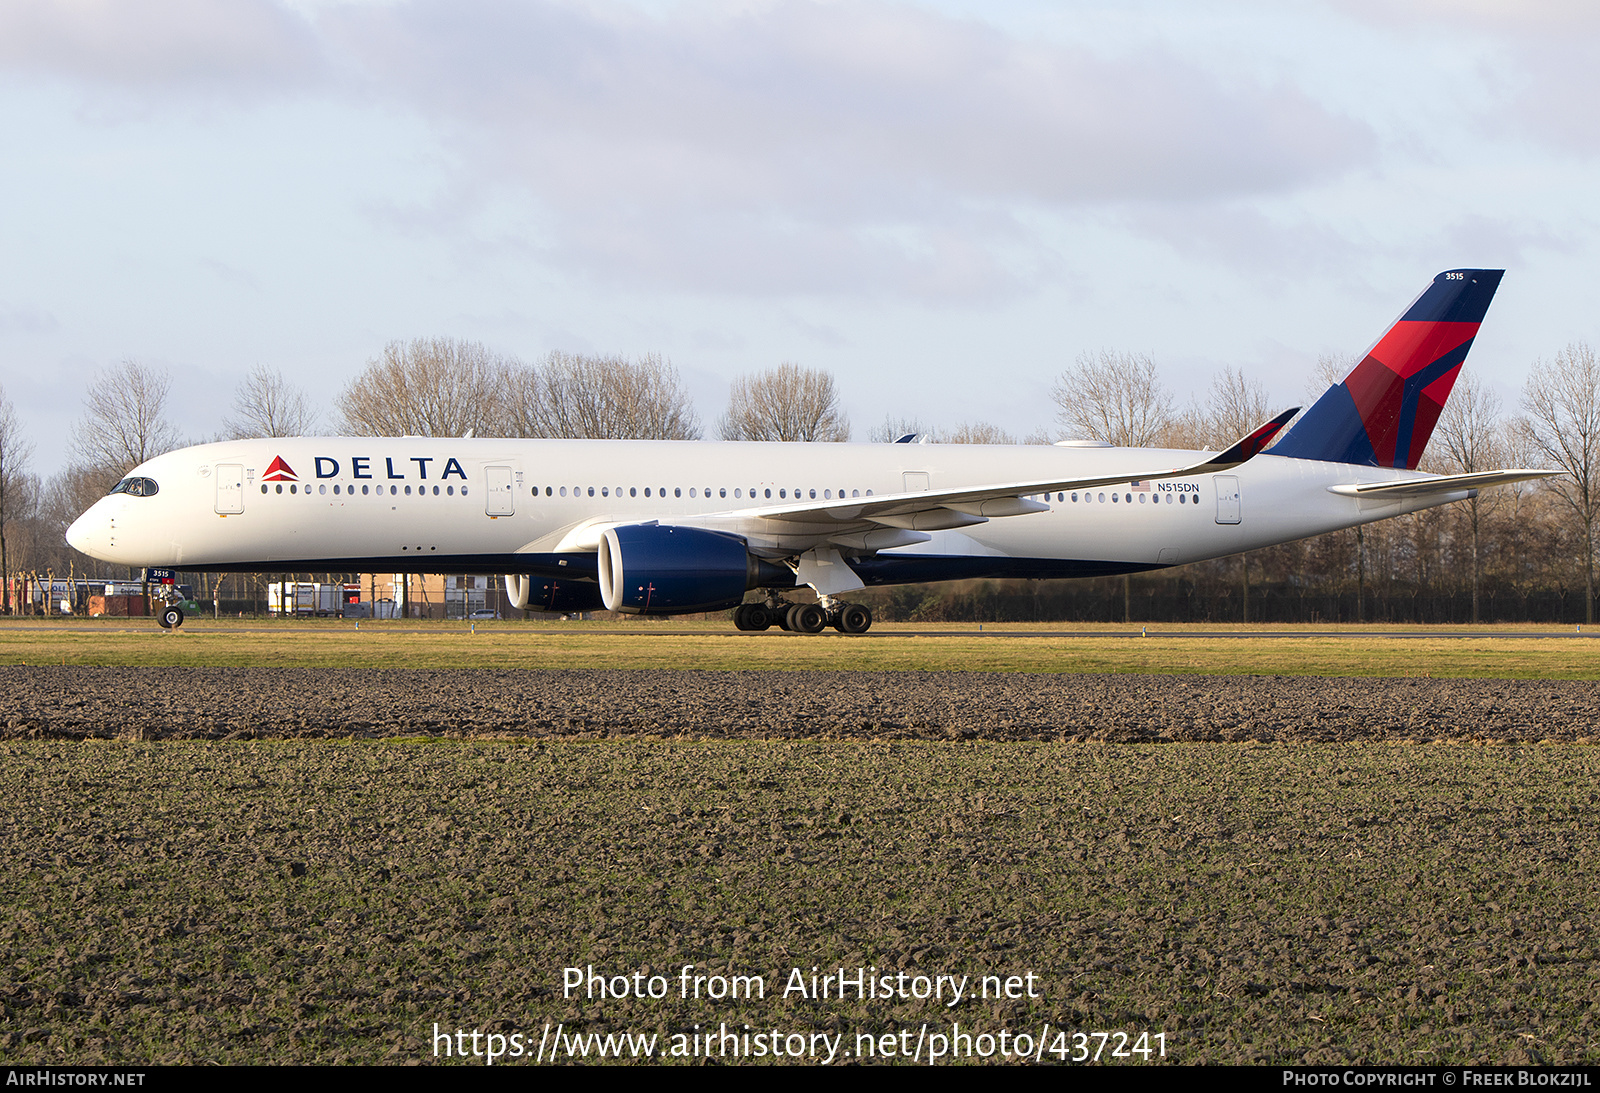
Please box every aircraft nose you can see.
[66,507,99,556]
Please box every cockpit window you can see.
[107,477,159,498]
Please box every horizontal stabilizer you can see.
[1326,469,1559,499]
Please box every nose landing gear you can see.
[157,604,184,629]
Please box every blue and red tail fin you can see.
[1270,269,1504,469]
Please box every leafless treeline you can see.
[332,340,705,440]
[5,338,1598,623]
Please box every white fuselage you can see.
[66,437,1464,584]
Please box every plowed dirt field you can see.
[4,667,1598,743]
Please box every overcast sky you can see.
[3,0,1597,478]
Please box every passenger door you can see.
[1213,475,1241,524]
[215,464,244,514]
[486,466,515,516]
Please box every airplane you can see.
[66,269,1554,634]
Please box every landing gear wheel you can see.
[158,605,184,630]
[787,603,826,634]
[836,603,872,634]
[734,604,773,631]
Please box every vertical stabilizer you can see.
[1270,269,1503,469]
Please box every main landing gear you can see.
[732,596,872,634]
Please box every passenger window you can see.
[261,484,268,494]
[690,488,697,498]
[734,488,742,498]
[276,484,283,494]
[719,488,726,498]
[764,489,771,499]
[588,487,594,497]
[643,488,650,497]
[675,487,681,498]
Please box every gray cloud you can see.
[1326,0,1600,155]
[0,0,324,90]
[334,1,1371,203]
[1122,203,1366,278]
[0,0,1379,299]
[324,0,1375,297]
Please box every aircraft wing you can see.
[732,407,1301,527]
[1326,469,1559,499]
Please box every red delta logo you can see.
[262,456,298,482]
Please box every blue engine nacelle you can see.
[505,574,606,614]
[598,524,772,614]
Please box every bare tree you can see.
[226,365,317,438]
[937,421,1017,444]
[337,338,508,438]
[1521,342,1600,623]
[719,363,849,442]
[71,360,179,478]
[1206,367,1274,446]
[1434,373,1504,622]
[519,352,701,439]
[1051,351,1174,447]
[0,385,34,613]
